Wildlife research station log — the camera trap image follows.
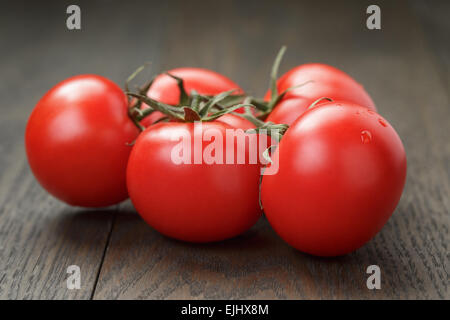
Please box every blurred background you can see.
[0,0,448,299]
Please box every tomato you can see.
[140,67,244,127]
[25,75,139,207]
[265,63,376,125]
[127,121,262,242]
[261,102,406,256]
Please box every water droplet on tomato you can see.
[361,130,372,144]
[378,119,387,127]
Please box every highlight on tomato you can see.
[261,101,407,256]
[25,75,139,207]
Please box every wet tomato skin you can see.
[25,75,139,207]
[127,121,262,242]
[265,63,376,125]
[261,102,406,256]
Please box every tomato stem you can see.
[124,62,151,100]
[127,107,145,131]
[123,54,303,131]
[165,73,190,106]
[269,46,286,106]
[307,97,333,110]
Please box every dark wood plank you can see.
[93,0,449,299]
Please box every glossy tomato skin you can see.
[265,64,376,125]
[25,75,139,207]
[140,67,243,127]
[127,121,262,242]
[261,102,406,256]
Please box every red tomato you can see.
[127,121,262,242]
[140,67,244,127]
[25,75,139,207]
[261,102,406,256]
[265,63,376,125]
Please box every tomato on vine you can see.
[125,89,277,242]
[261,101,406,256]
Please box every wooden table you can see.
[0,0,448,299]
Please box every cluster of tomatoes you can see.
[25,48,406,256]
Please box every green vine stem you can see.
[307,97,333,110]
[248,46,315,119]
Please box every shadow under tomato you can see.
[49,207,117,244]
[163,216,274,251]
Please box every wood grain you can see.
[0,0,448,300]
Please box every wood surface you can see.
[0,0,448,300]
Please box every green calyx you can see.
[124,63,294,177]
[123,53,297,144]
[247,46,314,120]
[124,65,255,129]
[127,87,254,125]
[245,121,288,143]
[229,100,289,143]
